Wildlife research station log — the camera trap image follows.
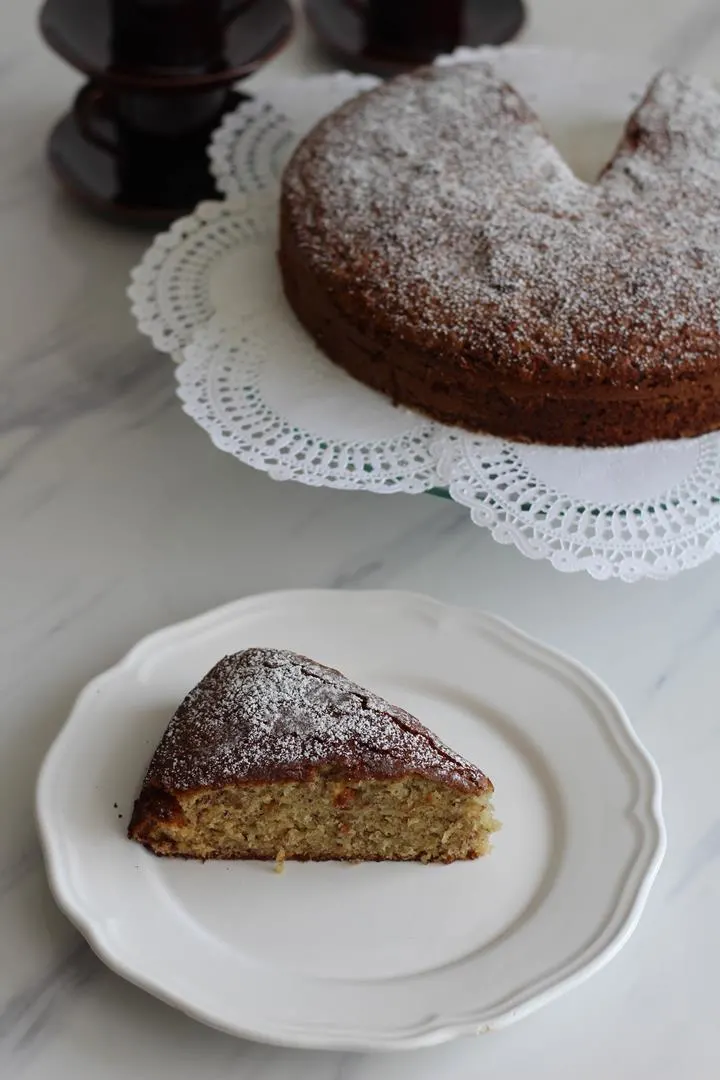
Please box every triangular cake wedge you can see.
[128,648,498,863]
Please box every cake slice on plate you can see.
[128,647,498,863]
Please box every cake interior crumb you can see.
[140,771,499,864]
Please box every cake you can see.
[128,647,498,863]
[279,62,720,447]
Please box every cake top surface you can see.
[143,647,491,794]
[282,62,720,383]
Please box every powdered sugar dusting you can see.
[283,62,720,381]
[146,648,489,793]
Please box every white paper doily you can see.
[179,315,440,493]
[129,196,441,494]
[129,48,720,581]
[434,432,720,581]
[210,73,380,197]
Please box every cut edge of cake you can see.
[128,647,499,864]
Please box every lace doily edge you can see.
[127,195,276,355]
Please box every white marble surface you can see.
[2,2,720,1077]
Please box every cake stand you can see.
[129,48,720,581]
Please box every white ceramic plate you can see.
[37,590,665,1051]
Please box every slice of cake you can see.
[128,647,498,863]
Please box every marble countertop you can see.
[3,2,720,1077]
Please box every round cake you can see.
[278,61,720,446]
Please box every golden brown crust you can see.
[128,785,185,846]
[129,846,484,864]
[130,648,490,795]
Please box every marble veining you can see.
[2,2,720,1078]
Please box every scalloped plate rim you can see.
[36,589,665,1050]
